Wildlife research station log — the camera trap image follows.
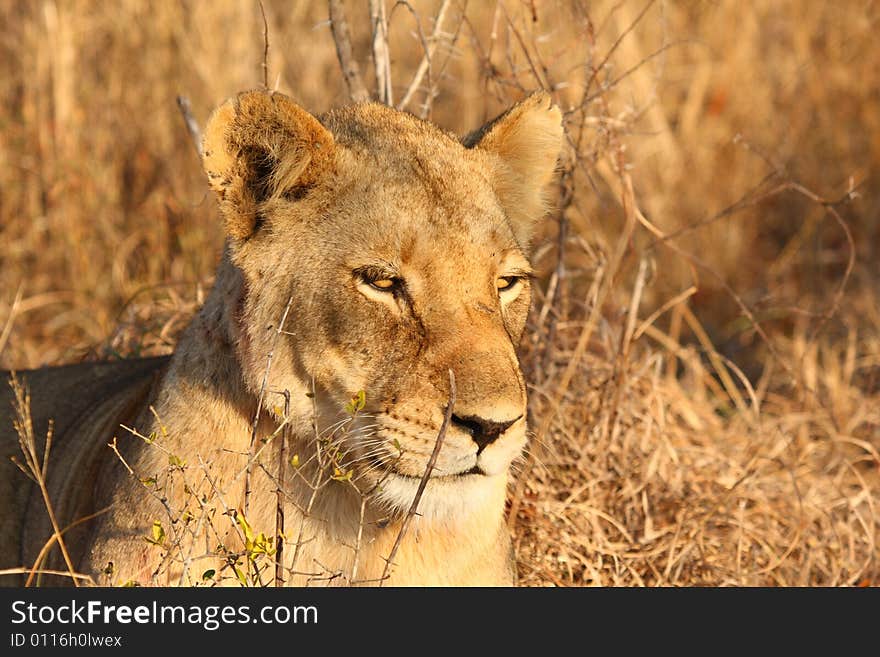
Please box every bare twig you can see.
[350,495,368,584]
[397,0,452,112]
[259,1,270,89]
[417,8,465,119]
[274,389,291,587]
[289,377,326,577]
[328,0,370,103]
[380,369,456,585]
[1,568,94,585]
[245,296,294,517]
[25,506,112,587]
[176,95,203,159]
[583,0,657,101]
[369,0,393,105]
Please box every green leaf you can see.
[235,510,255,544]
[331,467,353,482]
[289,454,300,468]
[233,565,247,586]
[202,569,215,581]
[344,390,366,415]
[146,520,166,546]
[168,454,186,468]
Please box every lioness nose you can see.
[452,414,521,453]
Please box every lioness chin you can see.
[1,89,563,586]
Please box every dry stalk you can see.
[9,374,79,586]
[380,369,456,585]
[0,282,23,360]
[508,161,638,531]
[328,0,370,103]
[600,256,650,446]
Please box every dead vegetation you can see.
[0,1,877,586]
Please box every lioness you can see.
[1,89,563,586]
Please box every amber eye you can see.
[496,276,521,292]
[369,277,399,292]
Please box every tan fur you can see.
[0,90,563,586]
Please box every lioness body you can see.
[1,91,562,586]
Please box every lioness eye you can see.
[369,277,399,292]
[496,276,521,292]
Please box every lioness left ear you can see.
[464,92,564,247]
[202,90,335,240]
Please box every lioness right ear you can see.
[202,90,335,240]
[464,92,564,247]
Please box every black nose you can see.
[451,414,521,453]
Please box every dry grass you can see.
[1,0,877,586]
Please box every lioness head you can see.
[201,90,562,516]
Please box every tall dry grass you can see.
[0,0,877,585]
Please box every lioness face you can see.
[202,91,563,513]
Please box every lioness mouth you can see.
[369,454,486,480]
[393,464,486,479]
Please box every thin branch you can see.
[418,6,465,119]
[1,568,94,585]
[289,377,325,577]
[396,0,451,111]
[328,0,370,103]
[369,0,393,105]
[380,369,456,585]
[245,296,294,517]
[176,95,203,159]
[583,0,657,100]
[274,389,291,587]
[350,495,368,584]
[259,0,270,89]
[26,506,113,587]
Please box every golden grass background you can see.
[1,0,877,585]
